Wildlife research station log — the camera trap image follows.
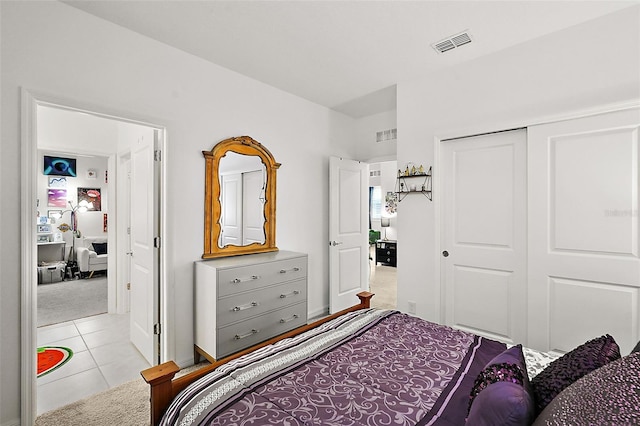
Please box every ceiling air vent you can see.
[432,31,472,54]
[376,128,397,143]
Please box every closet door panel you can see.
[529,107,640,354]
[551,128,637,255]
[441,129,527,344]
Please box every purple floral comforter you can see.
[162,309,506,426]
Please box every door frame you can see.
[20,88,169,425]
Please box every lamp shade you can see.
[381,217,390,227]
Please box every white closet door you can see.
[242,170,265,245]
[528,108,640,354]
[220,173,242,246]
[441,129,527,344]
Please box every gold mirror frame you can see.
[202,136,281,258]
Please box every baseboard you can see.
[175,357,195,370]
[308,305,329,322]
[1,418,20,426]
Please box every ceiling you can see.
[63,1,636,118]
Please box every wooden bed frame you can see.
[141,291,374,426]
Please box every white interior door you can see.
[117,154,132,314]
[329,156,369,314]
[130,130,160,365]
[242,170,265,245]
[220,173,242,246]
[441,130,527,344]
[528,108,640,354]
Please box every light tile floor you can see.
[37,312,151,415]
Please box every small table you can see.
[375,240,397,267]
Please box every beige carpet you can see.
[35,363,206,426]
[35,377,149,426]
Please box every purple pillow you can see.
[531,334,620,415]
[466,344,534,426]
[533,351,640,425]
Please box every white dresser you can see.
[194,250,308,362]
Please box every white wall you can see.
[37,105,120,155]
[396,7,640,322]
[0,2,355,424]
[355,109,397,162]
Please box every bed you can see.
[142,292,640,426]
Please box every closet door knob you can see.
[442,250,449,257]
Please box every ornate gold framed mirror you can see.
[202,136,281,258]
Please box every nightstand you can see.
[375,240,397,267]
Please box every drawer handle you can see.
[231,275,261,284]
[279,267,301,274]
[231,301,258,312]
[280,290,300,299]
[234,329,259,340]
[280,314,299,324]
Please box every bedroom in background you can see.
[368,160,398,310]
[30,101,162,416]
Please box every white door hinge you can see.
[154,323,161,335]
[154,237,161,248]
[154,150,161,161]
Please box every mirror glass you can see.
[218,152,266,247]
[203,136,280,259]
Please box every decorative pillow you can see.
[531,334,620,415]
[532,351,640,425]
[91,242,107,255]
[631,340,640,354]
[466,344,535,426]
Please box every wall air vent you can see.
[376,128,397,143]
[432,31,472,54]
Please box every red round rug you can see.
[37,346,73,377]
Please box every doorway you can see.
[21,92,165,423]
[368,160,398,310]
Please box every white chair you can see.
[76,236,108,278]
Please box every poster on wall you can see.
[48,177,67,188]
[77,188,101,211]
[43,156,77,177]
[47,188,67,207]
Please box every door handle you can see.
[329,241,343,246]
[442,250,449,257]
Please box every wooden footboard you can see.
[141,291,374,426]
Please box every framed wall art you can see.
[47,188,67,208]
[48,177,67,188]
[43,156,77,177]
[77,187,101,211]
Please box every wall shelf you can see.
[395,166,432,201]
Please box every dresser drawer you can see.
[217,302,307,358]
[218,257,307,297]
[217,279,307,327]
